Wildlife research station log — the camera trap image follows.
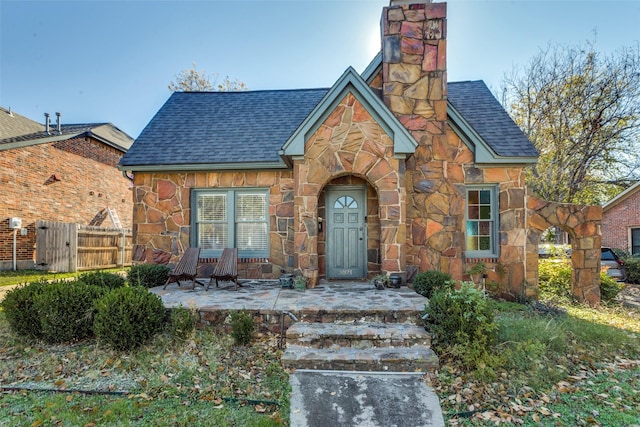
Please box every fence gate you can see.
[36,220,78,272]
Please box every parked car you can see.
[601,247,627,282]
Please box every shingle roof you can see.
[447,80,538,157]
[119,89,329,168]
[120,80,537,169]
[1,107,133,152]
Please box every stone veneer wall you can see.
[527,196,603,305]
[131,170,295,279]
[378,2,530,296]
[293,92,405,283]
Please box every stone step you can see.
[294,309,423,325]
[282,345,439,373]
[286,322,431,349]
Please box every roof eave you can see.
[603,180,640,211]
[447,101,538,166]
[117,160,291,172]
[281,66,417,158]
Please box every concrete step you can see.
[282,345,439,373]
[286,322,431,349]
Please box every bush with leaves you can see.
[0,280,48,340]
[230,310,254,346]
[538,259,573,300]
[128,263,171,288]
[412,270,454,298]
[622,256,640,284]
[78,271,126,290]
[168,305,198,341]
[423,282,497,370]
[600,272,625,303]
[35,281,106,343]
[94,287,166,350]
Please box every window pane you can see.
[334,195,358,209]
[466,221,478,235]
[237,223,268,251]
[198,194,226,221]
[479,190,491,204]
[468,190,479,204]
[479,221,491,235]
[632,228,640,255]
[468,206,479,219]
[467,236,478,250]
[480,206,491,220]
[479,236,491,250]
[236,193,267,221]
[199,224,227,250]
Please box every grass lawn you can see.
[1,283,639,426]
[0,269,127,287]
[433,300,640,426]
[0,312,289,426]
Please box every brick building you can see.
[0,107,134,270]
[602,181,640,254]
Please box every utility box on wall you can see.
[9,217,22,229]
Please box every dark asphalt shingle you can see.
[121,81,537,168]
[119,89,329,167]
[447,80,538,157]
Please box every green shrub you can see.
[413,270,454,298]
[423,282,497,370]
[128,264,171,288]
[622,257,640,284]
[230,310,254,346]
[538,259,573,300]
[168,305,198,341]
[0,280,48,340]
[35,281,106,343]
[94,287,166,350]
[600,272,624,303]
[78,271,126,289]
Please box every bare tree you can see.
[168,62,247,92]
[501,40,640,204]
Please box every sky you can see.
[1,0,639,139]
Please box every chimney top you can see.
[390,0,432,5]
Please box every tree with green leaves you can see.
[168,62,247,92]
[501,40,640,204]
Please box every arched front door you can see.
[325,186,367,279]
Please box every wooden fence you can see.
[36,220,133,272]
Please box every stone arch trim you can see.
[293,93,406,284]
[527,195,603,305]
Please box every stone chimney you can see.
[381,1,447,144]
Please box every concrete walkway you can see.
[290,370,444,427]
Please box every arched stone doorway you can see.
[527,196,603,305]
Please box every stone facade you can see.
[0,137,133,269]
[527,196,603,305]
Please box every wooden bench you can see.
[163,247,206,289]
[208,248,239,291]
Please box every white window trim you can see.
[465,185,500,258]
[629,226,640,256]
[191,188,269,258]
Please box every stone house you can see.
[0,107,134,270]
[602,181,640,254]
[119,1,603,303]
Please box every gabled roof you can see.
[447,81,538,163]
[603,181,640,212]
[281,67,417,159]
[0,107,133,152]
[361,54,538,164]
[119,89,328,171]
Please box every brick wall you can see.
[602,189,640,252]
[0,137,133,269]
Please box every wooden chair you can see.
[163,247,206,289]
[208,248,239,290]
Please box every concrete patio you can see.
[150,279,430,330]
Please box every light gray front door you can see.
[326,186,366,279]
